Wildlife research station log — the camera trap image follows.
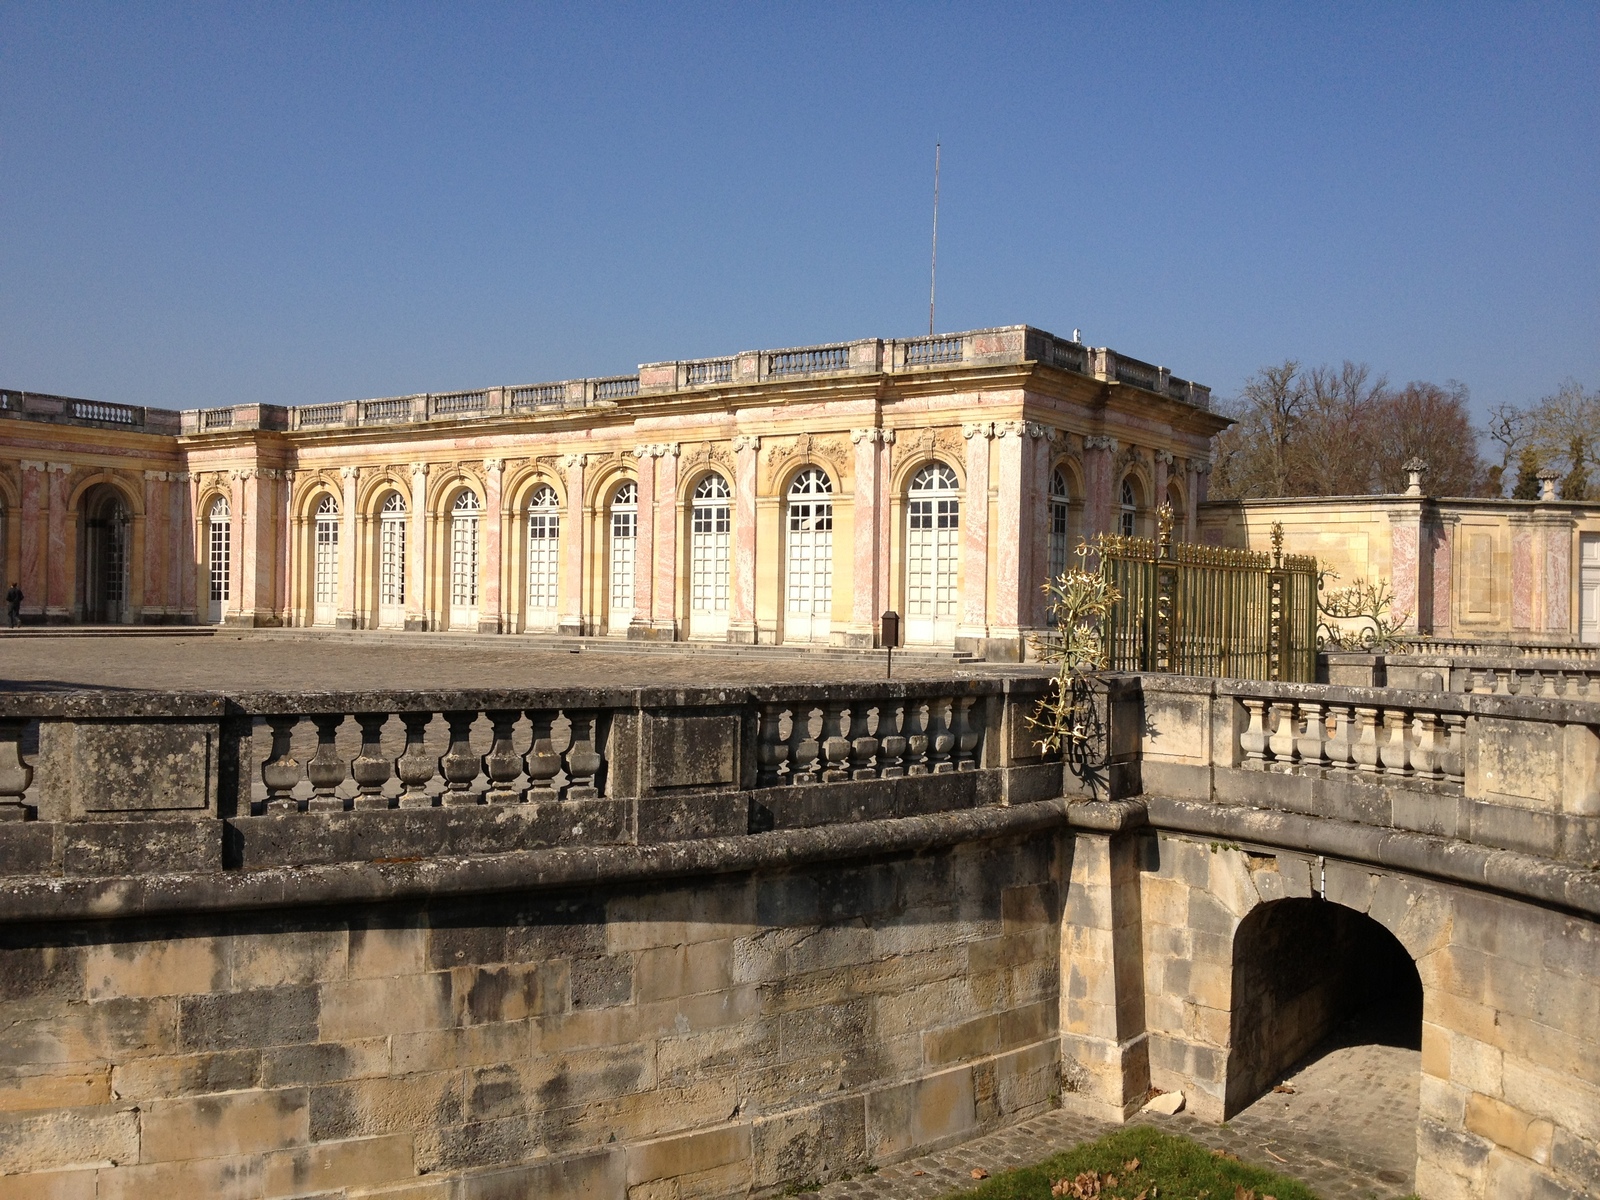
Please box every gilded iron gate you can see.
[1096,517,1318,683]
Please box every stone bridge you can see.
[0,673,1593,1199]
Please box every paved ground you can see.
[0,630,1028,692]
[819,1038,1420,1200]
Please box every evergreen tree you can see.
[1562,437,1588,501]
[1512,448,1543,500]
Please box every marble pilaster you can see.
[848,428,885,645]
[45,463,72,619]
[18,462,43,618]
[407,464,429,630]
[630,447,656,633]
[990,422,1027,643]
[559,455,585,635]
[479,459,503,633]
[339,467,359,628]
[652,444,679,637]
[957,423,993,642]
[1082,437,1117,540]
[730,435,760,643]
[142,472,167,619]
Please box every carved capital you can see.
[655,442,680,458]
[961,422,994,440]
[483,458,503,473]
[409,462,430,478]
[1024,422,1054,441]
[1083,436,1118,454]
[18,460,45,473]
[1193,459,1214,475]
[1154,449,1175,466]
[850,428,881,445]
[45,461,73,474]
[340,466,359,481]
[143,470,167,481]
[633,443,654,460]
[732,435,761,453]
[562,453,588,470]
[173,471,193,483]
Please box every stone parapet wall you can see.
[0,831,1064,1199]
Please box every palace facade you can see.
[0,325,1225,659]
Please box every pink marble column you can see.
[559,454,586,634]
[1388,507,1426,633]
[183,473,200,619]
[274,470,291,623]
[1082,437,1117,540]
[958,422,993,643]
[143,472,166,619]
[46,463,73,619]
[1544,518,1573,636]
[991,423,1027,641]
[407,464,429,630]
[172,473,192,619]
[1431,517,1455,637]
[337,467,359,627]
[479,459,503,633]
[877,430,895,623]
[18,462,43,619]
[1028,424,1055,628]
[652,444,680,637]
[1511,522,1534,632]
[730,435,760,643]
[630,446,656,633]
[849,428,884,645]
[246,470,279,625]
[1153,451,1171,517]
[1185,462,1203,537]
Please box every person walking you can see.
[6,583,21,628]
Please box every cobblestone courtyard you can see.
[821,1039,1420,1200]
[0,629,1011,692]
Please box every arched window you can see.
[450,491,480,617]
[786,467,833,640]
[379,493,407,609]
[207,496,230,623]
[527,485,561,619]
[1048,468,1071,582]
[1119,477,1138,538]
[690,473,732,621]
[610,481,638,623]
[313,494,339,621]
[906,462,960,643]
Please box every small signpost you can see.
[880,610,900,679]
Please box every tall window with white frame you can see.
[905,462,960,644]
[378,493,407,626]
[609,481,637,633]
[313,494,339,626]
[785,467,833,642]
[207,496,230,624]
[449,491,480,629]
[526,484,560,629]
[689,473,732,638]
[1119,477,1138,537]
[1048,468,1071,582]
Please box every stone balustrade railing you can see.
[1327,647,1600,695]
[1131,674,1600,868]
[169,325,1212,436]
[2,388,182,434]
[0,678,1059,877]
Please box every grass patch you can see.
[943,1126,1319,1200]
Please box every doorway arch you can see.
[78,483,134,624]
[1226,897,1422,1117]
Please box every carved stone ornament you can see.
[340,466,359,480]
[1194,458,1214,475]
[684,440,735,475]
[1083,435,1118,453]
[762,432,848,488]
[1025,421,1055,441]
[1154,449,1175,466]
[731,435,761,454]
[850,428,887,444]
[562,453,588,470]
[483,458,503,473]
[1113,445,1149,478]
[899,426,962,465]
[962,422,994,440]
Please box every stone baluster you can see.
[524,711,562,802]
[789,706,821,784]
[1352,706,1382,773]
[562,710,605,800]
[439,711,481,805]
[755,702,790,787]
[350,713,393,810]
[483,710,523,804]
[305,714,349,812]
[820,702,851,783]
[1295,700,1328,767]
[1325,704,1356,771]
[847,705,879,780]
[1440,713,1466,784]
[262,715,304,814]
[1410,711,1444,781]
[396,712,436,808]
[905,700,931,776]
[954,696,980,771]
[1542,673,1560,698]
[1377,708,1412,777]
[1239,699,1271,764]
[929,697,956,774]
[1492,671,1511,695]
[878,702,907,778]
[0,720,34,821]
[1468,669,1489,694]
[1267,701,1298,766]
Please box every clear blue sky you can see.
[2,3,1595,419]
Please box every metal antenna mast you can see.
[928,142,940,336]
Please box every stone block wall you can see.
[0,832,1065,1199]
